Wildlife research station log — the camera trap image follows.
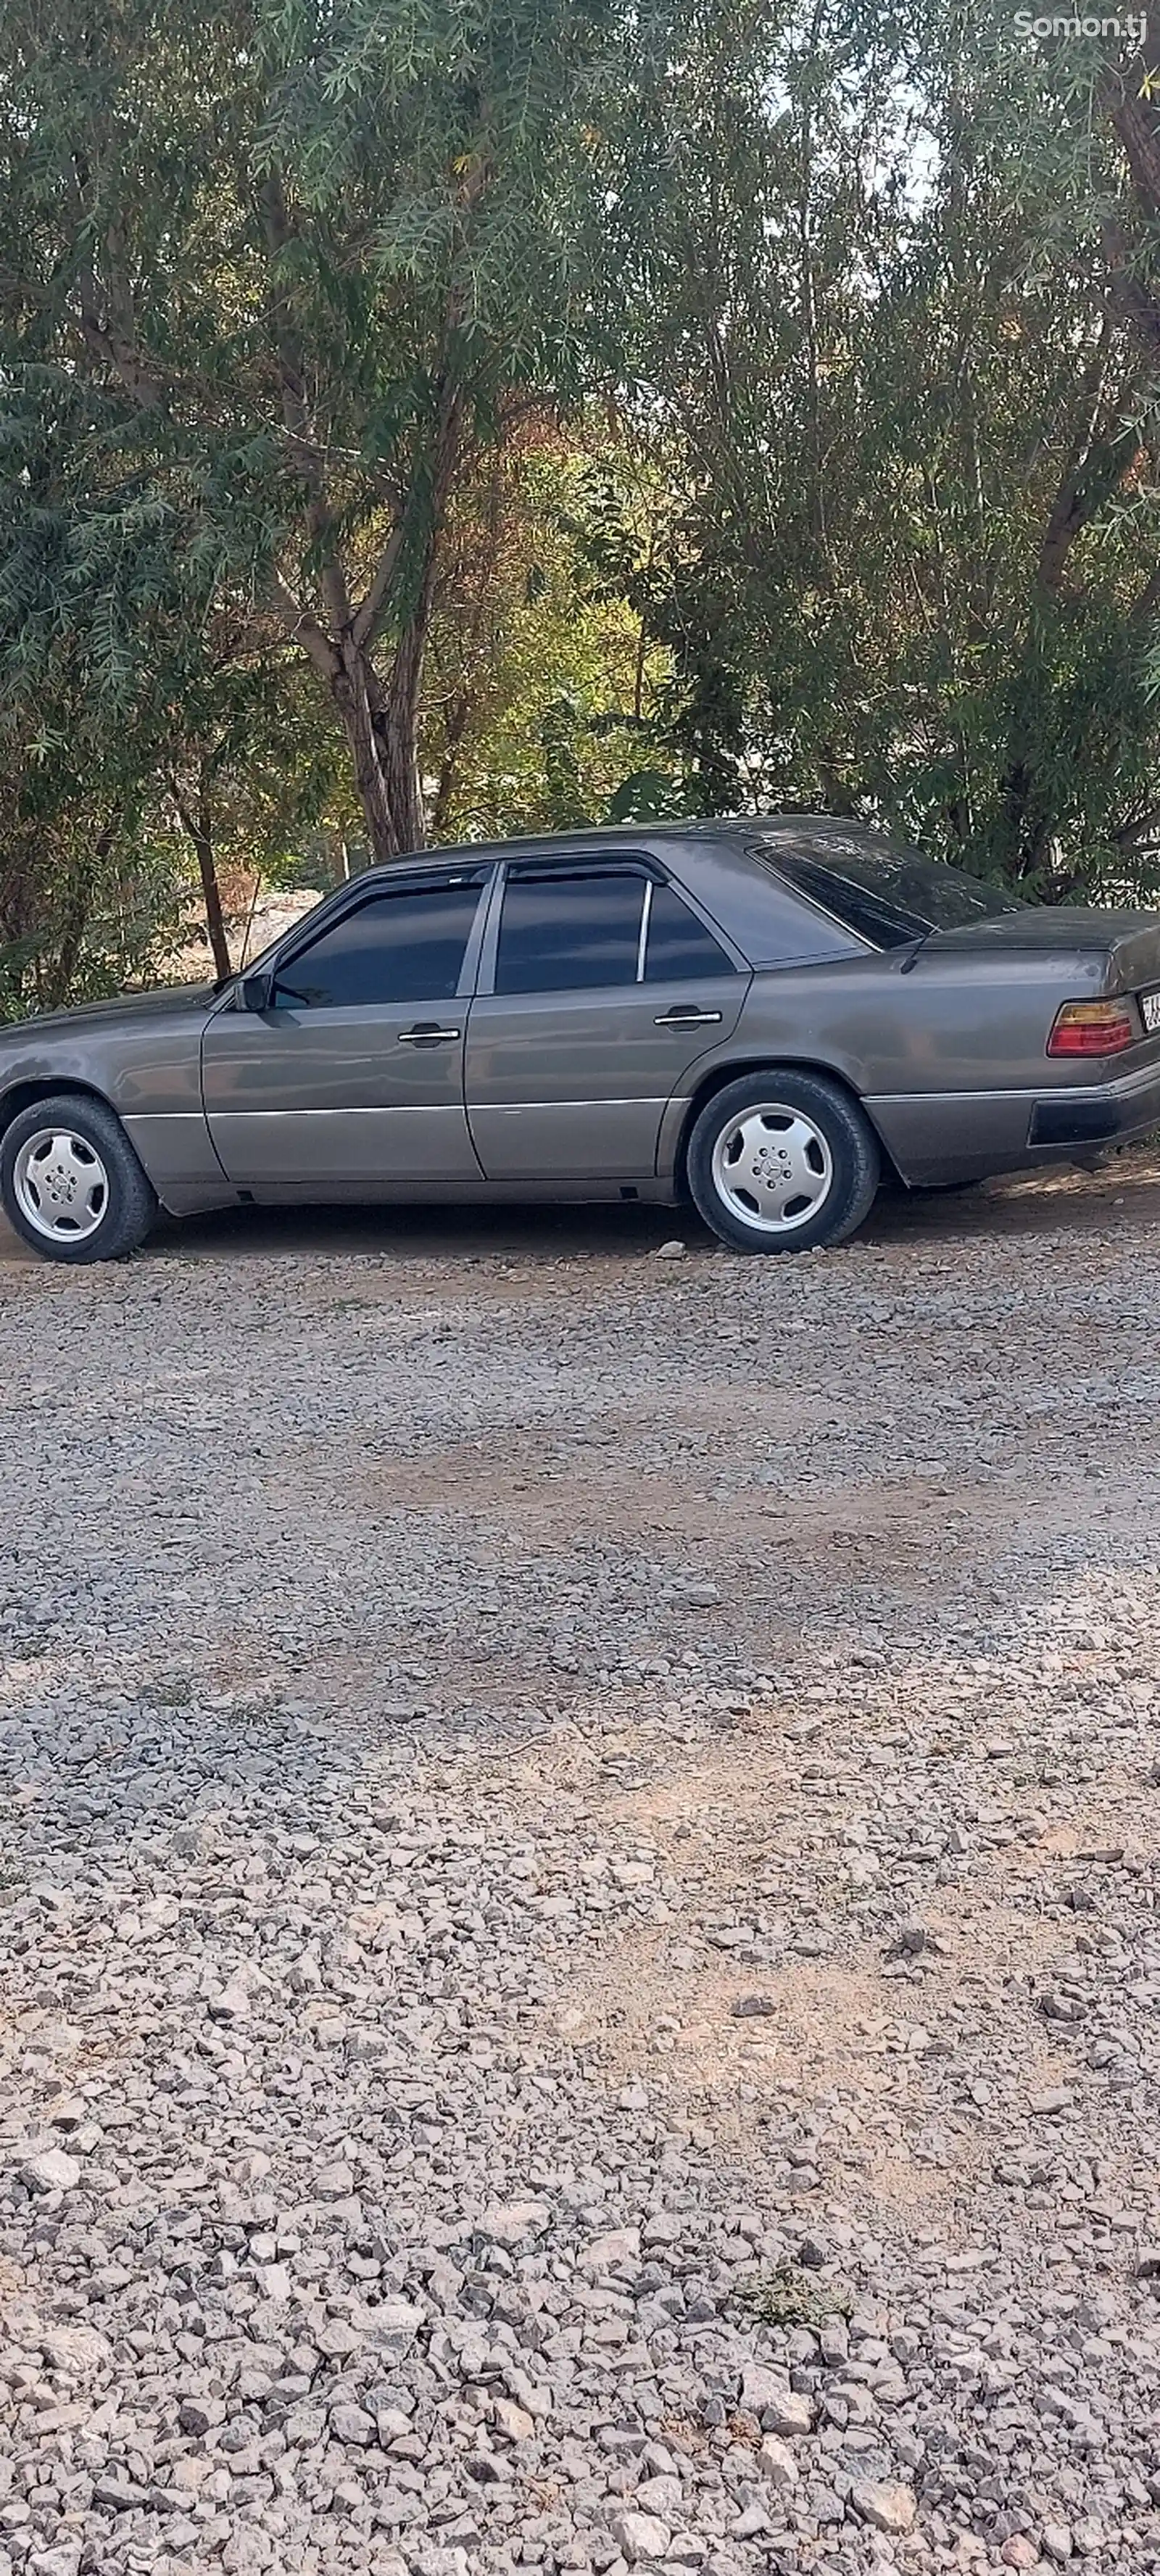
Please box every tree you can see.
[159,629,352,981]
[0,378,352,999]
[0,384,195,1012]
[595,0,1160,894]
[14,0,1160,990]
[419,429,677,840]
[0,722,189,1022]
[0,0,624,865]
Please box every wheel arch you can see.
[671,1054,904,1193]
[0,1076,120,1142]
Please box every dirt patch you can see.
[548,1894,1072,2234]
[360,1437,1043,1592]
[0,2258,26,2308]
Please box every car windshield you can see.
[747,824,1027,951]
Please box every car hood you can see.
[0,983,217,1046]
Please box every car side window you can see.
[271,881,485,1010]
[494,869,647,995]
[644,881,737,980]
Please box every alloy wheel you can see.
[710,1103,834,1235]
[12,1127,110,1244]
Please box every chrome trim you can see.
[205,1105,463,1119]
[471,1096,668,1113]
[636,879,653,982]
[866,1084,1056,1110]
[868,1060,1160,1113]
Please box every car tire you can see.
[0,1092,158,1264]
[686,1069,880,1254]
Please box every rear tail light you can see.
[1046,1000,1137,1058]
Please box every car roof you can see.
[352,812,873,882]
[242,810,892,982]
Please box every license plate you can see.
[1144,988,1160,1032]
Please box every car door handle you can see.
[397,1023,462,1045]
[653,1006,723,1027]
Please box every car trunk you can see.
[927,908,1160,998]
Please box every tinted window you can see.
[749,827,1024,951]
[647,839,866,967]
[645,882,736,981]
[496,870,645,994]
[273,882,484,1009]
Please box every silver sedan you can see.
[4,816,1160,1262]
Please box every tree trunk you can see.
[263,298,465,864]
[172,776,231,980]
[998,747,1054,883]
[269,374,465,864]
[995,411,1140,879]
[379,683,428,853]
[193,822,231,982]
[328,640,429,862]
[331,647,397,862]
[370,371,465,857]
[430,692,473,840]
[45,869,99,1009]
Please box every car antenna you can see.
[898,928,935,974]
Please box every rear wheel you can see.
[1,1093,157,1264]
[686,1069,879,1254]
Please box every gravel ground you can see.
[4,1159,1160,2576]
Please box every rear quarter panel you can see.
[726,948,1094,1090]
[686,946,1160,1183]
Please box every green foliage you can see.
[6,0,1160,1003]
[594,0,1160,893]
[418,436,678,839]
[0,0,634,896]
[0,769,191,1022]
[605,769,687,821]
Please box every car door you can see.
[201,867,492,1193]
[465,859,749,1180]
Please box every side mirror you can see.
[240,972,272,1013]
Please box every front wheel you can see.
[685,1069,880,1254]
[1,1093,157,1263]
